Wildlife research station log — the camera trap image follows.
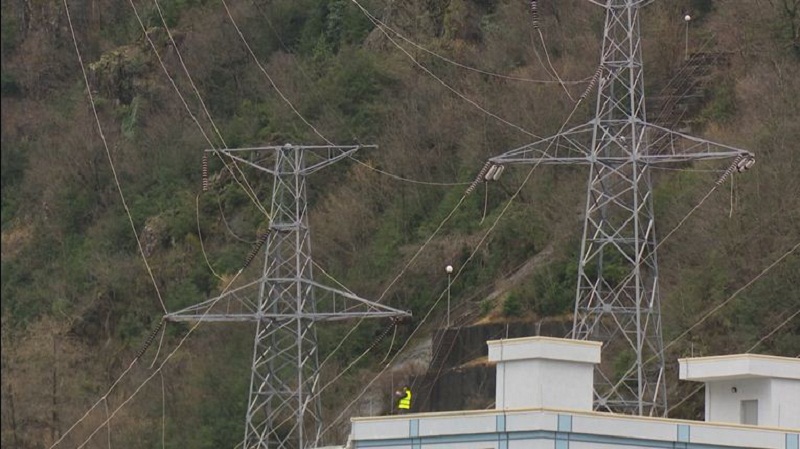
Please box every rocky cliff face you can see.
[413,318,571,412]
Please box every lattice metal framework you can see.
[491,0,753,416]
[167,144,410,449]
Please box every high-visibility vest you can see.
[398,389,412,410]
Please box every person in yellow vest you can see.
[395,386,412,413]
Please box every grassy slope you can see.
[2,0,798,446]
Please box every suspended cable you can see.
[347,158,470,186]
[63,0,167,314]
[351,0,591,85]
[217,194,255,244]
[196,194,223,279]
[607,241,800,400]
[220,0,333,145]
[248,1,468,187]
[534,27,575,102]
[127,0,270,218]
[351,0,543,140]
[746,308,800,353]
[379,323,398,365]
[148,321,167,370]
[59,269,247,448]
[318,74,589,438]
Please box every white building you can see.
[349,336,800,449]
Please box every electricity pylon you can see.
[490,0,753,416]
[167,144,410,449]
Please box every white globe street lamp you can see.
[684,14,692,60]
[446,265,453,327]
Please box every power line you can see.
[353,0,592,85]
[319,73,591,436]
[62,0,167,315]
[249,0,468,187]
[607,241,800,403]
[746,307,800,353]
[220,0,333,145]
[127,0,271,218]
[351,0,544,140]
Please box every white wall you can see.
[496,358,593,410]
[771,378,800,428]
[706,378,771,425]
[350,409,794,449]
[704,377,800,427]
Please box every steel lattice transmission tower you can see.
[490,0,753,416]
[167,144,410,449]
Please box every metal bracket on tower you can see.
[167,144,410,449]
[490,1,754,417]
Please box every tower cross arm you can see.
[638,122,754,164]
[489,120,753,167]
[584,0,655,9]
[206,144,377,176]
[164,277,410,323]
[489,123,595,165]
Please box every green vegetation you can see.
[2,0,799,447]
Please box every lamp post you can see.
[446,265,453,328]
[684,14,692,60]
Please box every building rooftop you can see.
[351,407,798,449]
[349,337,800,449]
[679,354,800,381]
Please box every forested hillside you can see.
[2,0,799,447]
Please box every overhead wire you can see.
[318,65,593,437]
[351,0,543,140]
[219,0,333,145]
[607,240,800,404]
[61,0,769,443]
[667,276,799,416]
[56,0,263,441]
[530,1,576,102]
[352,0,591,85]
[128,0,271,219]
[217,193,257,243]
[247,0,468,187]
[59,268,248,448]
[746,307,800,353]
[63,0,167,315]
[196,194,224,279]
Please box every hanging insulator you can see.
[580,66,603,101]
[736,155,756,173]
[362,321,397,354]
[466,161,492,195]
[492,165,505,180]
[242,232,270,270]
[484,165,499,181]
[134,320,165,362]
[716,155,744,186]
[530,0,539,29]
[201,154,209,192]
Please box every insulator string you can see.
[242,232,270,270]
